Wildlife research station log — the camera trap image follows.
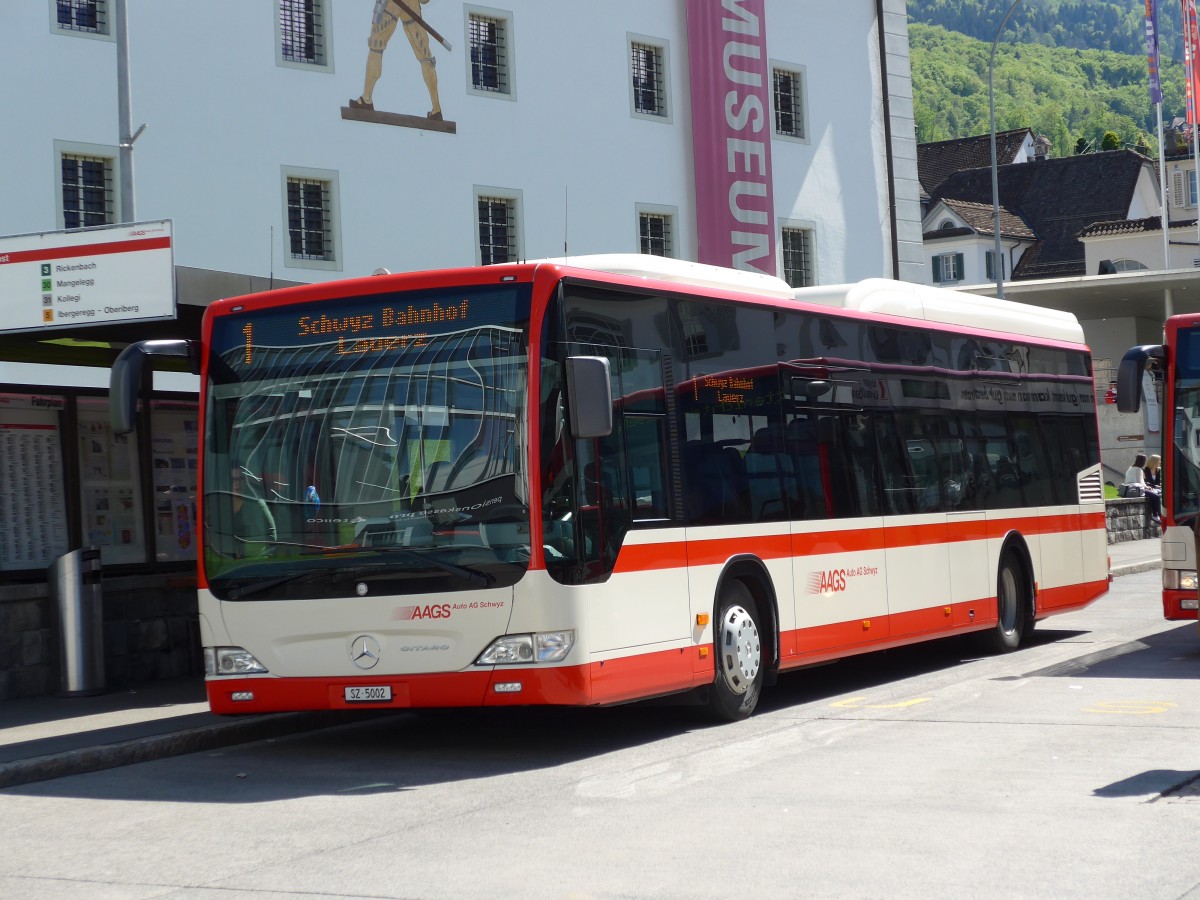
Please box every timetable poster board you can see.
[0,395,69,571]
[78,400,145,566]
[150,402,199,562]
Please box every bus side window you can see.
[625,415,669,521]
[814,412,881,518]
[785,415,828,519]
[877,413,919,515]
[745,424,793,521]
[1009,415,1054,505]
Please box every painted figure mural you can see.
[343,0,456,132]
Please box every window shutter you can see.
[986,252,994,281]
[932,256,942,282]
[955,253,964,280]
[1174,170,1186,209]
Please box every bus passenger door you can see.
[787,406,889,656]
[579,347,692,665]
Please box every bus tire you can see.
[708,580,763,721]
[983,552,1027,653]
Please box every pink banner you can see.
[685,0,777,276]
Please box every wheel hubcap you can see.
[719,605,760,695]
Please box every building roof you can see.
[927,150,1152,280]
[924,197,1037,241]
[1077,216,1162,238]
[916,128,1032,198]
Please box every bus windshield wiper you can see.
[224,551,493,600]
[367,546,496,587]
[220,566,379,602]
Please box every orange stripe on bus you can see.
[615,512,1105,574]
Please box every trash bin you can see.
[48,546,105,697]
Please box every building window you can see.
[985,250,1006,281]
[469,10,510,95]
[55,0,107,35]
[630,39,668,118]
[1172,168,1198,209]
[287,178,331,260]
[283,167,341,270]
[932,252,964,284]
[638,209,674,257]
[1111,258,1149,272]
[781,226,815,287]
[477,194,519,264]
[277,0,330,68]
[772,65,807,140]
[60,153,114,229]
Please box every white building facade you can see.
[2,0,923,306]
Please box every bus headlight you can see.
[204,646,269,676]
[1163,570,1199,592]
[476,630,575,665]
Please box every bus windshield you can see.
[202,283,532,600]
[1172,324,1200,521]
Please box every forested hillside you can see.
[910,22,1186,153]
[907,0,1181,59]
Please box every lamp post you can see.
[989,0,1022,300]
[115,0,146,223]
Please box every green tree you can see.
[1101,131,1121,150]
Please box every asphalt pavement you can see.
[0,537,1167,790]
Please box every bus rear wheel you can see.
[983,553,1027,653]
[708,580,763,721]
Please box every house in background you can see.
[916,127,1035,218]
[920,147,1159,288]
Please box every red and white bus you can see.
[112,256,1110,720]
[1119,318,1200,623]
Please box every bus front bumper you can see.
[206,666,593,715]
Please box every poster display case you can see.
[0,393,69,571]
[77,397,146,566]
[150,400,199,562]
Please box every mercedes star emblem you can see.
[350,635,382,670]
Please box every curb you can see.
[1111,559,1162,578]
[0,711,344,790]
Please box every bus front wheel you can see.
[983,553,1027,653]
[708,580,763,721]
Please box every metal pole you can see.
[115,0,135,222]
[1158,103,1170,270]
[989,0,1022,300]
[1193,118,1200,251]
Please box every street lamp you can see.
[989,0,1022,300]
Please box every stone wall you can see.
[1106,497,1160,544]
[0,573,199,702]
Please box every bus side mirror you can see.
[565,356,612,439]
[1115,344,1163,414]
[110,339,199,434]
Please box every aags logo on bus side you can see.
[807,570,848,595]
[806,564,879,596]
[393,604,453,620]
